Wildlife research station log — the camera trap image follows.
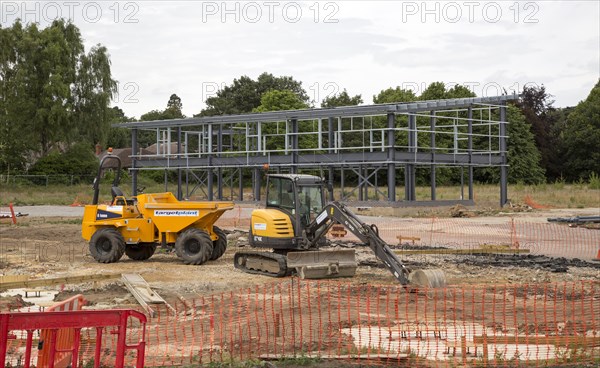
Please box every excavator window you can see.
[266,177,295,211]
[298,185,324,225]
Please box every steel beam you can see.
[114,95,518,129]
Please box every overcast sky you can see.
[2,1,599,119]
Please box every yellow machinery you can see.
[235,174,446,288]
[82,155,233,265]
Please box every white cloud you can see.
[1,0,598,118]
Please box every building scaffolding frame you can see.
[118,95,517,206]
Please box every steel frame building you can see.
[116,94,518,206]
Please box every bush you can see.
[29,143,99,179]
[139,170,178,183]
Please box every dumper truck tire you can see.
[125,243,156,261]
[89,228,125,263]
[175,228,214,265]
[210,226,227,260]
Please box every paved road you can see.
[12,205,84,217]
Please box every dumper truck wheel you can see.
[125,243,156,261]
[210,226,227,260]
[89,228,125,263]
[175,228,214,265]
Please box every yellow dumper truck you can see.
[82,155,233,265]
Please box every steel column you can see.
[207,125,213,201]
[467,107,474,201]
[499,103,508,207]
[406,113,416,201]
[253,168,261,201]
[291,118,298,174]
[177,127,182,200]
[217,124,223,200]
[429,112,436,200]
[131,128,138,196]
[387,113,396,202]
[328,117,335,201]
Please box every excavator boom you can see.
[303,202,413,284]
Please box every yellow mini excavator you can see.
[234,174,446,288]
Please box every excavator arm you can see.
[303,202,412,285]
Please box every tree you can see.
[475,106,546,184]
[198,73,309,116]
[252,90,309,112]
[419,82,447,100]
[73,44,119,147]
[561,80,600,181]
[106,107,135,149]
[0,19,116,173]
[321,89,363,108]
[505,105,546,184]
[373,87,417,104]
[516,85,560,181]
[166,93,184,118]
[136,94,188,148]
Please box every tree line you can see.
[1,20,598,185]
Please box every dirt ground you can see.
[1,208,598,309]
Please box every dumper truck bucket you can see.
[287,249,357,279]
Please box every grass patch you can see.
[1,182,598,209]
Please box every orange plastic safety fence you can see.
[220,212,600,260]
[137,279,599,367]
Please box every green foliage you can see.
[140,94,185,121]
[373,86,417,103]
[28,143,99,183]
[506,105,546,184]
[166,93,184,117]
[561,80,600,181]
[135,94,186,148]
[475,106,546,184]
[138,170,178,184]
[106,106,135,149]
[198,72,309,116]
[321,89,363,107]
[0,19,116,173]
[589,172,600,190]
[253,90,309,112]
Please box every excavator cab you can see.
[237,173,447,288]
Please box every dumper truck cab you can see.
[82,154,233,265]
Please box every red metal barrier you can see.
[0,309,147,368]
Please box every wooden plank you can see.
[121,273,174,317]
[0,274,119,291]
[393,248,530,255]
[0,275,29,283]
[473,335,600,347]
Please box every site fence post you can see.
[9,203,16,225]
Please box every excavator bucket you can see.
[287,249,357,279]
[408,268,447,288]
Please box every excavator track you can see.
[234,251,289,277]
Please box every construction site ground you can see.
[1,205,598,309]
